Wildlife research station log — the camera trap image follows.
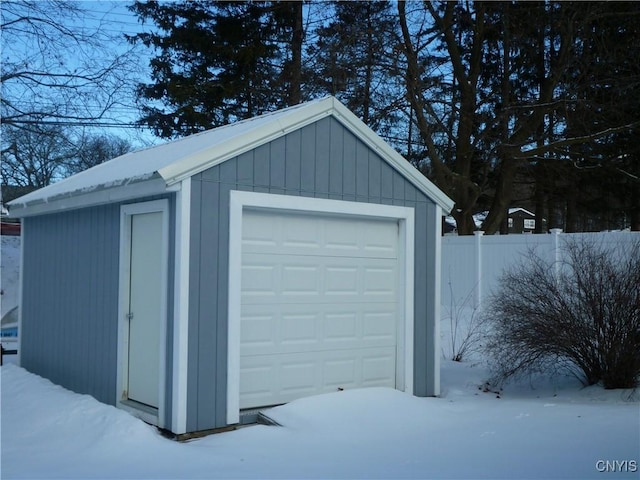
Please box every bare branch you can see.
[510,122,640,159]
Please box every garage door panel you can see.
[325,266,359,294]
[362,311,397,341]
[242,210,398,259]
[241,263,277,296]
[323,221,361,252]
[241,303,396,356]
[240,209,400,410]
[240,364,275,400]
[239,346,397,409]
[323,357,357,388]
[242,254,397,304]
[280,361,318,395]
[324,312,358,340]
[363,266,397,296]
[281,265,321,295]
[241,313,276,348]
[240,353,321,408]
[242,211,279,247]
[280,313,319,345]
[360,220,399,257]
[362,351,397,385]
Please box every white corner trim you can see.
[226,190,415,424]
[171,179,191,434]
[116,199,170,428]
[403,209,415,395]
[16,219,25,367]
[431,205,443,396]
[226,192,244,425]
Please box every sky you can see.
[74,0,159,146]
[2,0,160,148]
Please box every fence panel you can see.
[441,235,477,308]
[441,230,640,309]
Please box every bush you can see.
[484,238,640,389]
[442,282,486,362]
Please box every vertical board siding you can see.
[21,195,175,415]
[189,116,437,431]
[21,204,120,404]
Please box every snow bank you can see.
[2,362,638,479]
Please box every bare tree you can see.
[1,0,138,130]
[1,126,75,187]
[67,133,133,175]
[397,1,640,234]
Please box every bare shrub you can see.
[484,238,640,389]
[442,282,486,362]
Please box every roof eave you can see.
[8,175,169,218]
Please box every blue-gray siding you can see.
[187,116,439,432]
[20,195,175,427]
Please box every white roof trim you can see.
[158,96,453,212]
[328,99,454,212]
[9,96,454,216]
[158,104,334,185]
[8,177,170,218]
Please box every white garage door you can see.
[239,209,400,409]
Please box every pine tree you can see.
[128,1,303,138]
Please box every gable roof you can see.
[9,96,454,217]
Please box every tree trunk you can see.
[289,1,303,105]
[482,154,520,234]
[630,183,640,231]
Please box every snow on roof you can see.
[508,207,535,217]
[9,96,454,215]
[8,100,316,209]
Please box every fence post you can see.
[550,228,563,281]
[474,230,484,309]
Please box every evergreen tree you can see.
[128,1,304,138]
[307,1,402,134]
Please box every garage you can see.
[239,209,400,409]
[11,96,454,436]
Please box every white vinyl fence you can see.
[441,229,640,309]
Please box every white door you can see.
[127,211,163,408]
[239,209,400,409]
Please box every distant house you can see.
[444,208,544,235]
[505,208,540,234]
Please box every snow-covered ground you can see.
[2,360,638,479]
[1,237,639,479]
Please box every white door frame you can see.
[227,190,415,425]
[116,199,170,427]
